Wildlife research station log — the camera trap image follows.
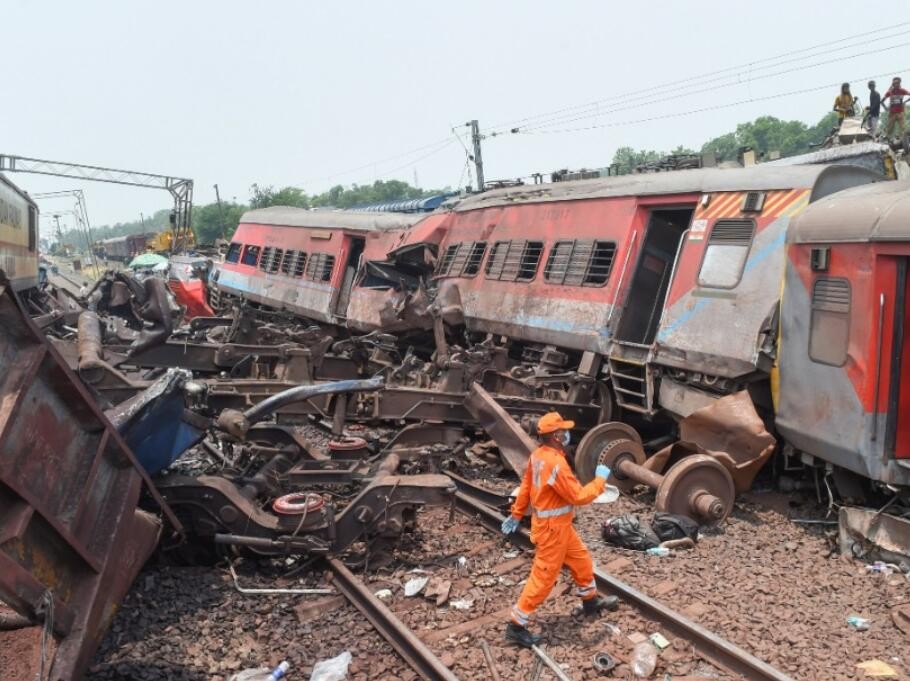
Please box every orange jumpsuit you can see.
[509,444,605,627]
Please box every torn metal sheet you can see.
[105,368,209,476]
[675,391,776,493]
[0,278,174,681]
[838,506,910,566]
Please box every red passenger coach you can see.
[433,166,879,420]
[213,208,423,324]
[778,181,910,486]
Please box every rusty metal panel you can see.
[464,383,535,475]
[0,279,166,680]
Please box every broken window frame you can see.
[697,219,756,290]
[543,239,616,287]
[485,240,544,282]
[808,276,851,367]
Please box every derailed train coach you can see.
[432,165,881,418]
[778,180,910,487]
[209,164,909,491]
[212,207,424,325]
[0,173,39,292]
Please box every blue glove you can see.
[595,464,611,480]
[501,516,519,534]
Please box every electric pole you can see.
[214,183,227,240]
[53,214,63,255]
[469,120,485,192]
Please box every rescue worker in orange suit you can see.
[501,412,618,647]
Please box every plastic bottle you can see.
[646,547,670,557]
[631,641,657,677]
[229,661,290,681]
[847,616,870,631]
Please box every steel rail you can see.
[454,492,794,681]
[326,558,460,681]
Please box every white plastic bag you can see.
[310,651,353,681]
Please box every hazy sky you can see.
[4,0,908,235]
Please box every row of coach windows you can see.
[436,239,616,287]
[226,242,335,282]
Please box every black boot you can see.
[575,595,619,619]
[504,622,542,648]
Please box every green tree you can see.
[309,180,442,208]
[610,146,664,174]
[249,184,310,209]
[191,201,247,244]
[701,113,839,162]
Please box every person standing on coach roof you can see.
[832,82,856,124]
[867,80,881,138]
[884,76,909,141]
[501,411,618,648]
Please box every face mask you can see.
[560,430,571,447]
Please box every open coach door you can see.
[608,206,694,413]
[334,236,365,318]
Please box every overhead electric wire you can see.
[485,20,910,135]
[512,66,910,135]
[514,39,910,134]
[368,138,458,181]
[299,20,910,191]
[299,135,454,186]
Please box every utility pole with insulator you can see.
[214,183,227,240]
[469,119,485,192]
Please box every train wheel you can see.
[574,422,644,483]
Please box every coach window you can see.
[462,242,487,276]
[544,239,616,287]
[485,240,544,282]
[259,247,274,271]
[437,244,460,276]
[241,244,261,266]
[268,248,284,274]
[306,252,335,281]
[697,219,756,289]
[435,241,487,278]
[809,277,851,366]
[280,249,296,275]
[226,242,242,263]
[293,252,308,277]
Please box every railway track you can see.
[454,491,795,681]
[320,486,796,680]
[325,558,459,681]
